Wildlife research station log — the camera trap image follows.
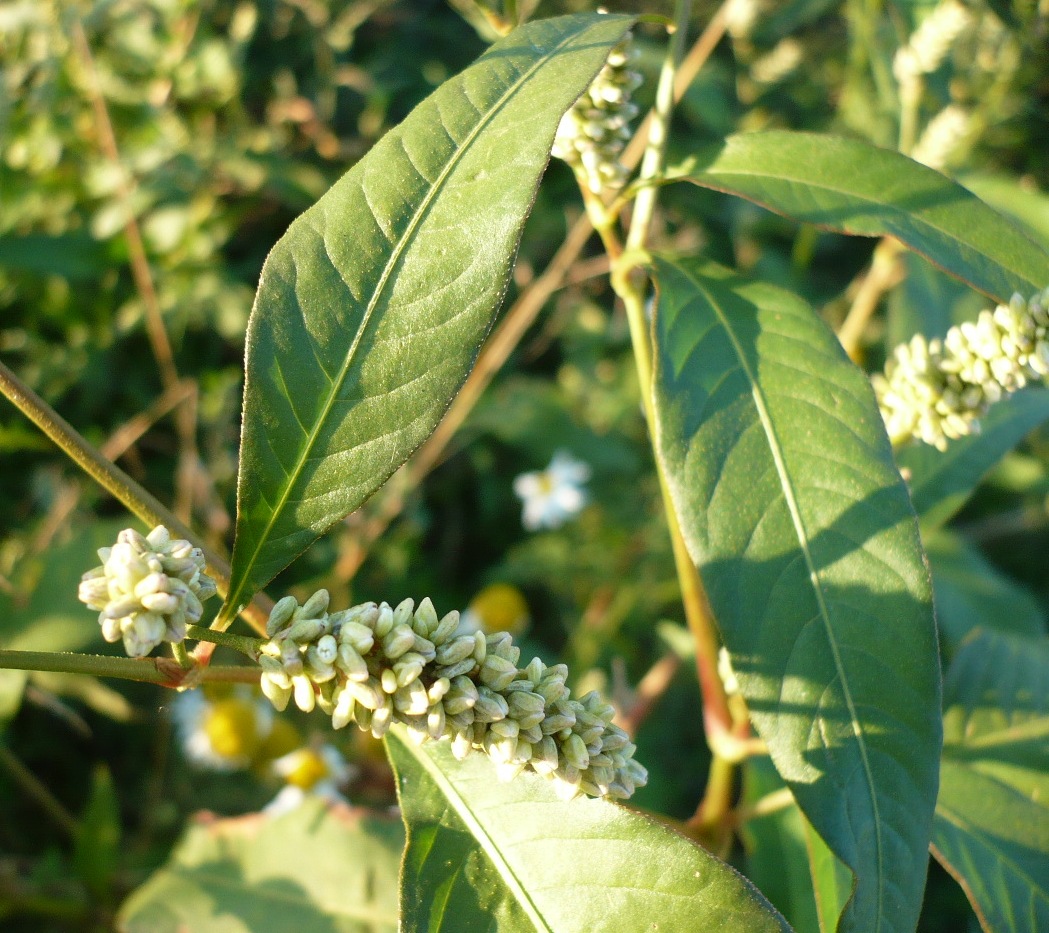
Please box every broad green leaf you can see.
[958,173,1049,247]
[117,799,403,933]
[387,729,792,933]
[803,816,852,933]
[933,631,1049,933]
[924,528,1045,655]
[671,132,1049,302]
[742,757,820,933]
[898,388,1049,531]
[651,257,941,933]
[226,14,633,612]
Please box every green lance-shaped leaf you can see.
[670,132,1049,302]
[651,257,941,933]
[387,729,792,933]
[118,799,403,933]
[897,388,1049,531]
[225,14,634,613]
[933,631,1049,933]
[924,528,1045,656]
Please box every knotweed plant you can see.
[2,4,1047,932]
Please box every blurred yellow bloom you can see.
[265,743,355,815]
[461,583,530,637]
[172,686,279,771]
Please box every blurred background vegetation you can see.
[1,0,1047,929]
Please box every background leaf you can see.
[0,520,124,724]
[742,757,820,933]
[117,799,403,933]
[671,131,1049,302]
[932,631,1049,933]
[897,388,1049,531]
[651,256,941,933]
[923,528,1045,656]
[226,13,634,612]
[387,729,792,933]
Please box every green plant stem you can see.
[623,1,691,256]
[0,359,271,634]
[0,649,260,686]
[185,624,263,659]
[603,0,747,841]
[0,743,79,838]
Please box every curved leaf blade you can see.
[924,528,1045,656]
[651,257,941,933]
[227,14,634,611]
[897,388,1049,530]
[387,729,792,933]
[933,631,1049,933]
[672,132,1049,302]
[117,800,403,933]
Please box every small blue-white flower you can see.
[512,451,591,531]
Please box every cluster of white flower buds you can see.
[258,590,648,801]
[78,526,217,658]
[893,0,973,86]
[874,287,1049,450]
[551,33,641,195]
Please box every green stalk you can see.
[605,0,752,842]
[0,359,271,634]
[0,649,260,686]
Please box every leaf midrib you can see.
[230,26,587,610]
[402,733,553,932]
[671,258,887,932]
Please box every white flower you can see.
[512,451,591,531]
[171,687,274,771]
[264,744,355,816]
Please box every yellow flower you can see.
[461,583,530,637]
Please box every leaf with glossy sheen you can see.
[117,799,403,933]
[924,528,1045,655]
[387,729,792,933]
[226,14,634,612]
[671,132,1049,302]
[897,388,1049,530]
[651,256,941,933]
[933,631,1049,933]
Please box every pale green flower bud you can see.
[414,597,439,635]
[383,624,416,659]
[431,610,460,646]
[266,595,299,636]
[260,673,293,712]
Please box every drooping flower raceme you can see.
[78,525,218,657]
[257,591,647,801]
[873,287,1049,449]
[513,450,591,531]
[551,32,641,195]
